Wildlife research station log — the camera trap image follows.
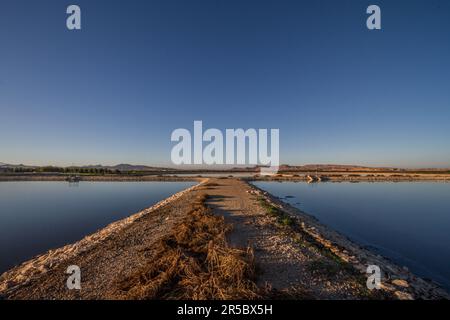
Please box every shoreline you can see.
[0,180,207,298]
[248,173,450,183]
[1,172,450,182]
[248,182,450,299]
[0,175,202,182]
[0,178,448,299]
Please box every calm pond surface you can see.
[253,181,450,290]
[0,181,195,274]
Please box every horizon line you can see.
[1,161,449,171]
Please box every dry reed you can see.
[114,193,260,300]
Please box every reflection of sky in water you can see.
[0,181,195,273]
[253,181,450,290]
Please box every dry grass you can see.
[204,182,220,187]
[114,194,260,300]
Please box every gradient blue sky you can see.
[1,0,449,167]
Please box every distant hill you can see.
[279,164,449,172]
[71,164,176,172]
[106,164,174,172]
[0,162,35,168]
[0,162,174,172]
[279,164,395,172]
[1,162,449,173]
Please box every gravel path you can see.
[205,178,377,299]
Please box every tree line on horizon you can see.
[0,166,122,175]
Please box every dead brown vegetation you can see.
[113,193,260,300]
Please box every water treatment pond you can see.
[0,181,196,273]
[252,181,450,290]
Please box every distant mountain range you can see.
[0,162,174,171]
[81,164,175,172]
[278,164,391,171]
[1,162,449,172]
[0,162,33,168]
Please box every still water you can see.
[0,181,195,274]
[253,181,450,290]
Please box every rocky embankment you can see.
[249,184,449,300]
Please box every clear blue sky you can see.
[1,0,449,168]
